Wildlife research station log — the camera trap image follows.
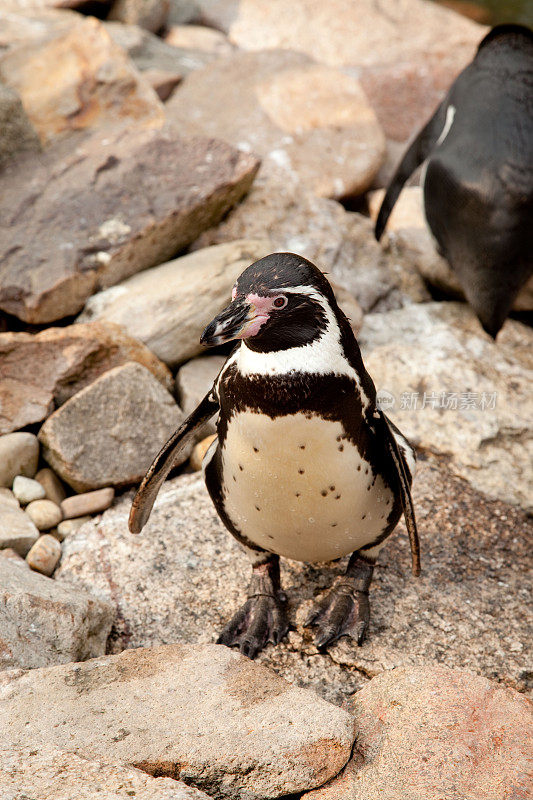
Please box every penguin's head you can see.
[200,252,339,352]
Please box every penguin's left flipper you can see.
[129,391,219,535]
[381,412,421,577]
[374,100,448,241]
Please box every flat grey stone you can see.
[0,503,39,556]
[0,433,39,488]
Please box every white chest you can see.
[220,410,395,562]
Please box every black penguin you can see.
[375,24,533,338]
[130,253,420,658]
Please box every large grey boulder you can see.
[0,125,259,324]
[0,82,40,169]
[165,49,385,200]
[38,363,187,492]
[303,666,532,800]
[0,643,356,798]
[176,355,226,438]
[360,302,533,511]
[0,558,113,669]
[0,749,213,800]
[56,459,532,703]
[78,240,273,367]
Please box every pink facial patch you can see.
[240,292,284,339]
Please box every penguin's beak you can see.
[201,298,268,346]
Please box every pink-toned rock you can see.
[166,49,385,199]
[0,14,163,144]
[165,24,234,55]
[26,533,61,576]
[303,666,533,800]
[0,321,173,434]
[61,488,114,519]
[0,125,259,324]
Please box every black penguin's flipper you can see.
[217,555,289,659]
[374,101,448,241]
[381,413,421,577]
[129,391,219,534]
[305,555,374,648]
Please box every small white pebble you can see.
[12,476,46,505]
[26,534,61,576]
[56,516,92,540]
[25,499,62,531]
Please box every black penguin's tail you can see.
[374,101,449,241]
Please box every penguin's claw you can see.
[305,587,370,649]
[217,593,289,659]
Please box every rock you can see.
[0,13,163,144]
[0,749,213,800]
[25,499,63,531]
[0,126,259,324]
[359,302,533,510]
[190,434,217,471]
[0,433,39,487]
[78,240,273,366]
[0,557,113,669]
[194,174,429,313]
[0,548,26,565]
[369,186,533,310]
[56,459,532,703]
[61,488,115,519]
[0,503,39,556]
[39,363,187,492]
[210,0,485,144]
[0,488,19,508]
[0,82,40,168]
[26,533,61,575]
[165,24,234,55]
[12,476,45,505]
[165,49,385,199]
[109,0,169,32]
[176,355,226,437]
[0,643,355,797]
[142,67,182,101]
[329,282,363,334]
[0,321,173,434]
[167,0,199,25]
[303,666,532,800]
[56,516,92,540]
[105,21,215,78]
[34,467,66,507]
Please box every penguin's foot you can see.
[305,555,374,649]
[217,557,289,659]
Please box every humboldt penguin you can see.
[130,253,420,658]
[375,24,533,338]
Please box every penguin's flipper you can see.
[374,101,448,241]
[381,413,421,577]
[129,391,219,534]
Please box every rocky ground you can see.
[0,0,531,797]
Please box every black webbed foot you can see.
[217,556,289,659]
[305,555,374,649]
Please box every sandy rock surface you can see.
[360,302,533,511]
[39,363,186,492]
[0,749,213,800]
[56,458,531,702]
[304,666,533,800]
[0,558,113,669]
[165,49,385,199]
[0,126,259,324]
[0,643,356,798]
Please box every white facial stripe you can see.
[236,286,370,408]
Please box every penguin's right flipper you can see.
[129,390,219,534]
[374,101,448,241]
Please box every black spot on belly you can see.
[330,485,335,491]
[253,447,259,453]
[321,490,327,497]
[365,467,369,475]
[335,494,341,500]
[338,444,344,452]
[295,492,301,498]
[255,505,261,511]
[233,475,236,482]
[239,464,244,471]
[298,468,305,474]
[361,513,366,520]
[299,444,306,450]
[356,464,361,471]
[331,523,338,528]
[267,534,274,540]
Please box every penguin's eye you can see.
[272,296,288,309]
